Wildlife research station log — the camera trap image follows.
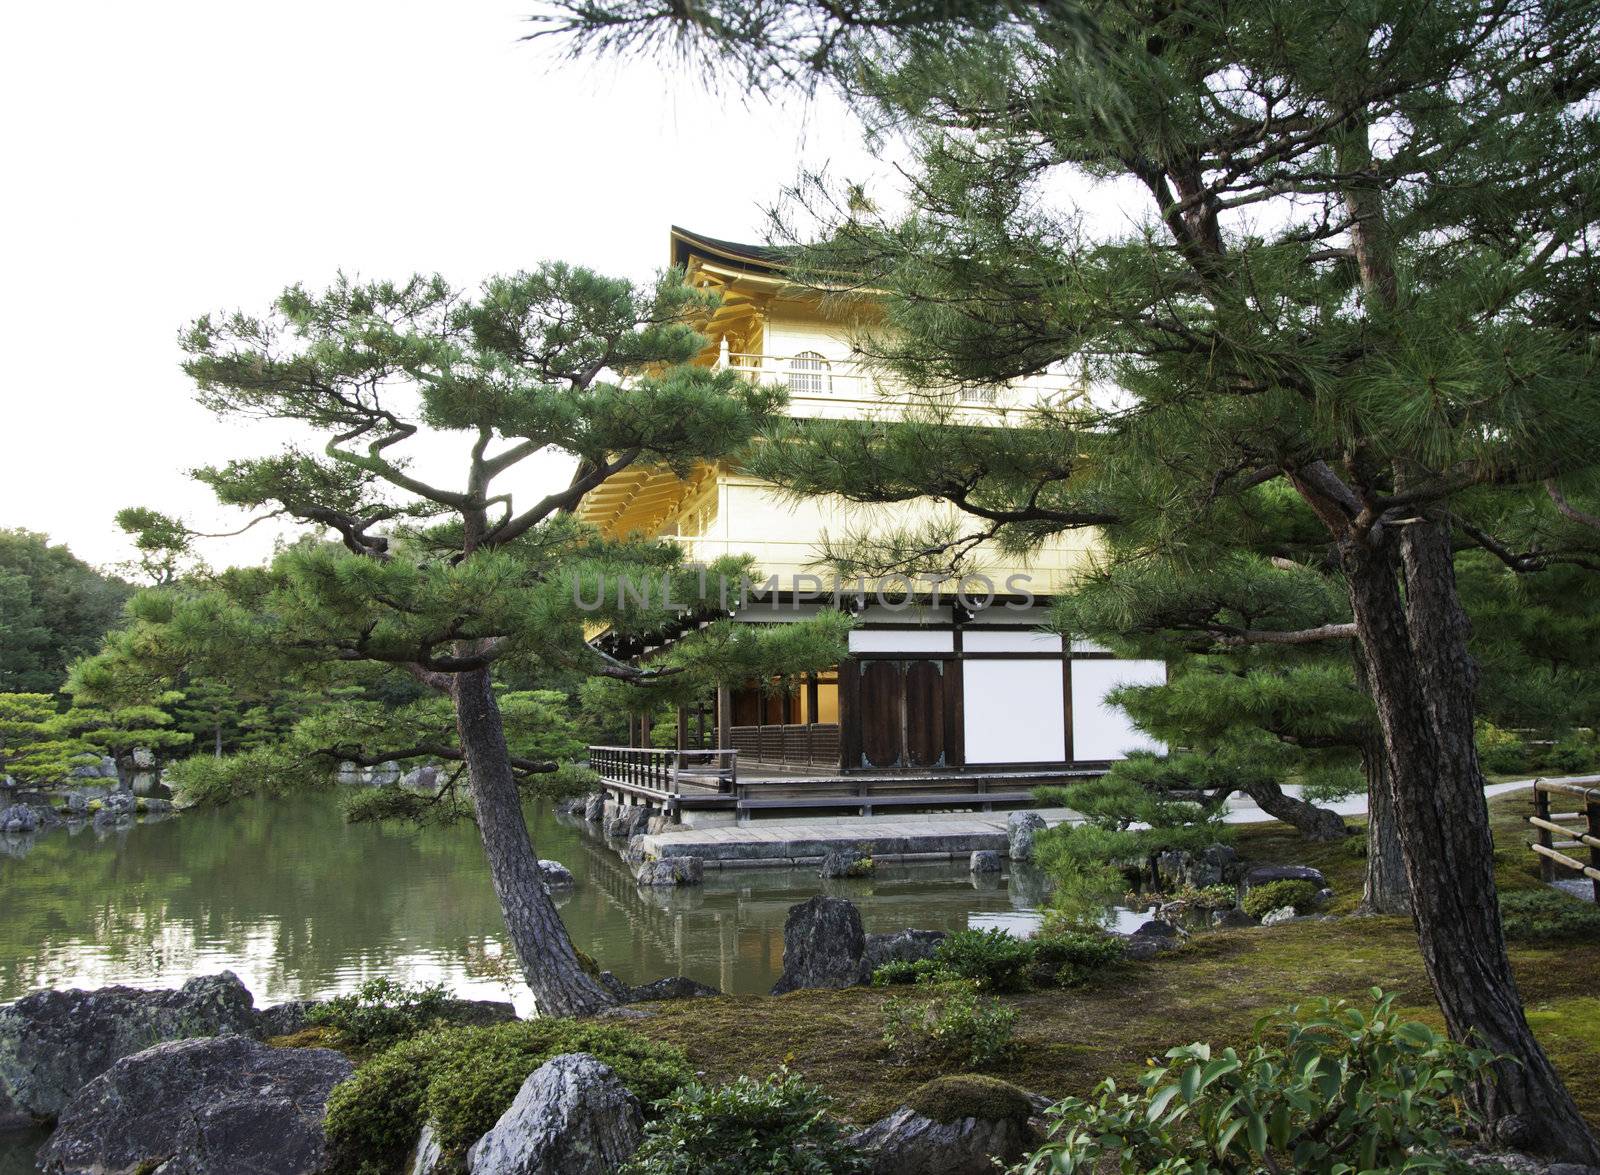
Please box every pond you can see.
[0,794,1079,1015]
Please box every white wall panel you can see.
[963,660,1065,763]
[962,630,1062,653]
[1071,659,1166,760]
[849,630,955,654]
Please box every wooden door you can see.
[859,660,904,768]
[904,660,945,766]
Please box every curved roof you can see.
[669,225,794,275]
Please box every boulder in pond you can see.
[538,859,576,887]
[771,895,866,995]
[605,806,651,840]
[583,792,606,824]
[859,929,945,984]
[851,1075,1037,1175]
[635,856,703,887]
[36,1035,351,1175]
[0,804,37,834]
[465,1053,643,1175]
[101,792,136,817]
[969,849,1002,874]
[369,761,402,787]
[1006,811,1047,861]
[401,765,441,791]
[0,971,260,1124]
[819,846,874,879]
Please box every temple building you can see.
[578,228,1164,819]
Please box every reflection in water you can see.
[0,795,1058,1015]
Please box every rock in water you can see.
[583,792,606,824]
[969,850,1002,873]
[1006,811,1047,861]
[605,806,651,840]
[771,896,866,995]
[635,856,704,887]
[37,1035,351,1175]
[0,805,37,834]
[0,972,259,1123]
[819,846,873,879]
[465,1053,643,1175]
[851,1075,1036,1175]
[537,859,577,887]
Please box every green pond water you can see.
[0,794,1067,1014]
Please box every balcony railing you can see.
[716,352,1079,410]
[588,746,738,799]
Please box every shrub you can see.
[621,1069,869,1175]
[1016,989,1496,1175]
[1028,930,1126,988]
[1475,720,1530,775]
[1546,733,1599,774]
[903,1074,1034,1126]
[1500,887,1600,943]
[323,1018,694,1174]
[1241,879,1319,920]
[306,978,453,1049]
[881,979,1016,1068]
[871,927,1124,991]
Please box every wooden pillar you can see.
[716,683,732,749]
[806,672,820,726]
[696,704,706,749]
[675,705,688,751]
[640,709,653,748]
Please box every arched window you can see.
[786,350,832,395]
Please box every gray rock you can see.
[0,774,14,789]
[1210,908,1256,929]
[605,806,651,840]
[0,804,38,834]
[537,859,576,887]
[36,1035,351,1175]
[635,856,703,887]
[1260,906,1298,927]
[771,896,866,995]
[597,971,633,1002]
[851,1105,1032,1175]
[101,792,136,817]
[140,797,174,814]
[68,765,102,780]
[1243,864,1327,890]
[98,757,118,779]
[627,976,721,1003]
[130,747,156,770]
[819,846,873,879]
[969,850,1002,874]
[1313,886,1336,906]
[401,765,441,791]
[438,998,518,1027]
[257,1000,320,1038]
[1006,811,1047,861]
[0,971,260,1123]
[859,930,945,983]
[408,1121,457,1175]
[369,761,402,787]
[336,760,365,786]
[645,812,674,835]
[583,792,606,824]
[63,791,90,814]
[1124,920,1184,961]
[465,1053,643,1175]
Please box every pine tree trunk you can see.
[1342,523,1600,1161]
[451,666,616,1017]
[1237,779,1347,840]
[1351,651,1410,916]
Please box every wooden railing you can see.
[1529,778,1600,902]
[587,746,738,800]
[729,723,841,769]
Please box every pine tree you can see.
[553,0,1600,1155]
[74,264,846,1015]
[0,693,79,786]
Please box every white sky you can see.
[0,0,886,572]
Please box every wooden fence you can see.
[1528,778,1600,902]
[728,723,841,769]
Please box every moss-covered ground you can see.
[623,787,1600,1128]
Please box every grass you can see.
[620,787,1600,1129]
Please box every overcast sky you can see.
[0,0,885,573]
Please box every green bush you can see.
[306,978,453,1049]
[621,1069,869,1175]
[323,1019,694,1174]
[871,927,1123,991]
[1241,879,1320,920]
[1016,989,1496,1175]
[1475,720,1530,775]
[1545,733,1599,774]
[881,979,1017,1068]
[1500,887,1600,943]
